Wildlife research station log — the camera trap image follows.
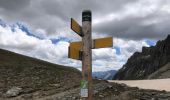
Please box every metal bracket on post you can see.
[79,50,83,60]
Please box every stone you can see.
[93,90,99,95]
[99,94,104,98]
[6,87,22,97]
[50,84,61,88]
[72,97,76,99]
[21,94,33,99]
[108,85,112,88]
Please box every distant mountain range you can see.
[114,34,170,80]
[93,70,117,80]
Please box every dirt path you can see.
[108,78,170,91]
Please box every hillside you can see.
[1,48,170,100]
[0,48,81,99]
[114,35,170,80]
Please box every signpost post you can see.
[82,10,92,100]
[69,10,113,100]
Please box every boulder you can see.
[6,87,22,97]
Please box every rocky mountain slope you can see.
[114,35,170,80]
[0,48,81,99]
[148,62,170,79]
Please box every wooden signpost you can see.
[69,10,113,100]
[68,37,113,50]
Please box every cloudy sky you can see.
[0,0,170,72]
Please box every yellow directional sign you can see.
[68,37,113,55]
[71,18,82,36]
[93,37,113,49]
[68,37,112,60]
[68,46,82,60]
[70,41,82,50]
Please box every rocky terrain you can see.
[37,81,170,100]
[3,80,170,100]
[0,48,81,99]
[148,62,170,79]
[114,35,170,80]
[1,48,170,100]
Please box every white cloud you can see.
[0,0,168,73]
[161,3,170,14]
[0,24,70,65]
[0,0,169,40]
[91,38,149,72]
[0,21,150,72]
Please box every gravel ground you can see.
[3,80,170,100]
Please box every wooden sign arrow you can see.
[68,37,112,60]
[68,46,82,60]
[70,41,82,50]
[92,37,113,49]
[69,37,113,51]
[71,18,82,36]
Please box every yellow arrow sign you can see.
[68,46,82,60]
[71,18,82,36]
[70,41,82,50]
[69,37,113,50]
[68,37,112,60]
[93,37,113,49]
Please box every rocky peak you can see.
[114,34,170,80]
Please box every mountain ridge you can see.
[114,34,170,80]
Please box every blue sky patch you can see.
[50,37,71,44]
[113,46,121,55]
[145,39,156,46]
[0,19,7,27]
[16,22,44,39]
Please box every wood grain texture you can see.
[82,19,93,100]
